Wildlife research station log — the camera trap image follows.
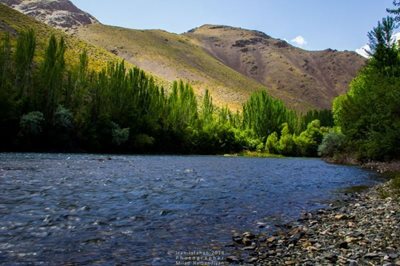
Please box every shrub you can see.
[277,123,295,155]
[266,132,279,154]
[318,131,346,157]
[294,120,323,156]
[19,111,45,137]
[134,134,155,149]
[111,123,130,146]
[54,105,73,129]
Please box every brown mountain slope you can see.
[1,0,367,111]
[75,24,266,110]
[0,0,267,110]
[185,25,367,110]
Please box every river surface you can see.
[0,153,380,265]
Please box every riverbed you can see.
[0,153,380,265]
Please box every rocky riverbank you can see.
[227,180,400,265]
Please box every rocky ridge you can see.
[0,0,98,32]
[186,25,366,110]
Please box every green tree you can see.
[14,29,36,111]
[367,17,399,76]
[0,33,18,149]
[277,123,295,155]
[387,0,400,23]
[266,132,279,154]
[301,109,334,130]
[38,35,66,120]
[333,15,400,160]
[318,130,346,158]
[243,90,297,139]
[0,33,14,122]
[200,89,214,125]
[294,120,323,156]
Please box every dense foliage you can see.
[0,30,329,155]
[332,14,400,160]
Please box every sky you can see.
[70,0,394,52]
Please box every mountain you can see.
[0,0,367,111]
[0,3,125,71]
[76,23,366,111]
[185,25,366,110]
[75,24,264,110]
[0,0,97,32]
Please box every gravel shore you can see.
[227,176,400,265]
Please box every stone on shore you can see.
[227,182,400,265]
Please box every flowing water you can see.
[0,153,380,265]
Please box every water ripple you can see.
[0,153,379,265]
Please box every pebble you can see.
[226,256,240,263]
[248,257,258,263]
[226,181,400,265]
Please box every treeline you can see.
[0,29,332,155]
[321,5,400,161]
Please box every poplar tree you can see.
[39,35,66,121]
[0,33,14,125]
[14,29,36,110]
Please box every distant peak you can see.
[0,0,98,32]
[187,24,230,33]
[187,24,271,39]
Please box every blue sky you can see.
[70,0,394,51]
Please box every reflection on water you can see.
[0,153,379,265]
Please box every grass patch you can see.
[378,171,400,199]
[389,173,400,196]
[238,151,284,158]
[341,185,370,194]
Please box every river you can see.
[0,153,379,265]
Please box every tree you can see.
[301,109,334,130]
[200,89,214,124]
[333,14,400,160]
[367,17,400,75]
[0,33,18,149]
[243,90,297,139]
[0,29,311,155]
[38,35,66,120]
[14,29,36,111]
[333,68,400,160]
[318,130,346,158]
[277,123,295,155]
[294,120,324,157]
[266,132,279,154]
[0,33,14,123]
[387,0,400,23]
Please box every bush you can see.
[294,120,323,156]
[233,129,258,150]
[266,132,279,154]
[134,134,155,149]
[111,122,130,146]
[277,123,295,155]
[20,111,45,137]
[54,105,73,129]
[318,130,346,157]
